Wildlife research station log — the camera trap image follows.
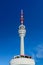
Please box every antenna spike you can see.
[20,9,24,24]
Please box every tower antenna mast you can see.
[21,9,24,24]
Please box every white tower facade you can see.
[10,10,35,65]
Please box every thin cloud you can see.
[30,44,43,63]
[26,43,43,61]
[36,44,43,58]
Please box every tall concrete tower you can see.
[10,10,35,65]
[19,10,26,55]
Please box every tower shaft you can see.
[20,36,24,55]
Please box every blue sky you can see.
[0,0,43,65]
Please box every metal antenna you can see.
[20,9,24,24]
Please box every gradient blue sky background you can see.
[0,0,43,65]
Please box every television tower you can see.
[19,9,26,55]
[10,10,35,65]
